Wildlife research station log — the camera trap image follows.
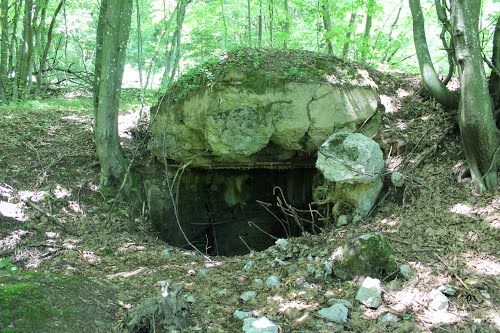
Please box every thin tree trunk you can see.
[258,0,263,47]
[451,0,499,191]
[94,0,134,194]
[269,0,274,47]
[360,0,375,62]
[11,0,21,101]
[221,0,228,48]
[320,0,333,55]
[0,0,9,101]
[38,0,63,94]
[19,0,34,99]
[247,0,252,46]
[381,6,402,62]
[342,12,357,59]
[283,0,290,48]
[409,0,457,108]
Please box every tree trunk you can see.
[489,16,500,119]
[450,0,499,191]
[409,0,458,108]
[258,0,263,47]
[37,0,64,95]
[283,0,290,48]
[269,0,274,46]
[320,0,333,55]
[360,0,375,62]
[0,0,8,102]
[94,0,134,195]
[17,0,34,100]
[342,12,356,60]
[247,0,252,46]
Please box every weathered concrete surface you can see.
[149,49,381,169]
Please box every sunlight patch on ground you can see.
[61,115,91,124]
[486,310,500,330]
[380,95,398,113]
[0,230,30,252]
[463,252,500,276]
[0,201,25,220]
[450,203,473,215]
[53,185,71,199]
[118,111,140,139]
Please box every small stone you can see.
[243,316,279,333]
[429,290,449,311]
[161,249,172,259]
[253,278,264,290]
[197,268,209,277]
[480,290,491,299]
[217,288,228,296]
[437,285,456,296]
[355,277,383,309]
[327,298,353,309]
[187,269,196,276]
[243,261,254,271]
[234,310,253,320]
[336,215,350,227]
[275,238,289,250]
[399,264,413,280]
[272,258,286,267]
[240,291,257,302]
[391,172,405,187]
[265,275,281,288]
[185,294,196,303]
[317,303,349,323]
[378,312,399,323]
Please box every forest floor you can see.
[0,84,499,332]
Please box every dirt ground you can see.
[0,84,499,332]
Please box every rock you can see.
[327,298,353,309]
[336,215,351,227]
[390,171,405,187]
[317,303,349,323]
[429,290,448,311]
[197,268,209,277]
[234,310,253,320]
[275,238,289,250]
[240,291,257,302]
[399,264,413,280]
[243,261,254,271]
[355,277,383,309]
[265,275,281,288]
[437,285,456,297]
[378,312,399,323]
[161,249,172,259]
[149,49,380,169]
[243,316,279,333]
[328,232,398,281]
[315,132,384,218]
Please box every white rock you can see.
[355,277,383,309]
[429,290,449,311]
[243,316,279,333]
[240,291,257,302]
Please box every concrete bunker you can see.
[146,49,384,256]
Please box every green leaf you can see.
[0,257,11,269]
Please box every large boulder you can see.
[149,49,381,169]
[315,132,384,220]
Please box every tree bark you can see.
[94,0,134,194]
[342,12,356,60]
[320,0,333,55]
[247,0,252,46]
[0,0,8,102]
[283,0,290,48]
[451,0,499,191]
[489,15,500,119]
[360,0,375,62]
[409,0,458,108]
[38,0,64,95]
[19,0,34,99]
